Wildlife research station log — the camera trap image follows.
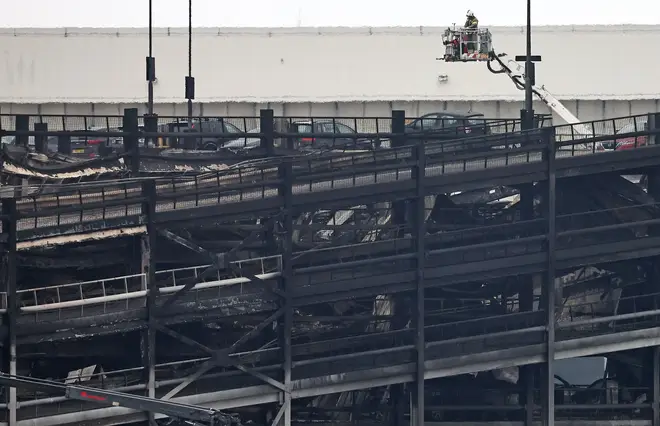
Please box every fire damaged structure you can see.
[1,110,660,426]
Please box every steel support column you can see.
[141,180,157,426]
[33,123,48,153]
[390,109,409,425]
[653,346,660,426]
[649,112,660,147]
[542,127,556,426]
[14,115,29,148]
[411,141,426,426]
[261,109,275,156]
[1,199,17,426]
[123,108,140,175]
[277,161,293,426]
[520,116,536,426]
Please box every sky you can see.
[2,0,660,27]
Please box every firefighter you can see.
[465,10,478,29]
[463,10,479,54]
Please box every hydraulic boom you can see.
[0,373,239,426]
[486,52,593,136]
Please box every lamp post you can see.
[523,0,533,128]
[146,0,155,114]
[515,0,540,130]
[185,0,195,127]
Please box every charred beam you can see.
[141,180,157,426]
[1,198,17,426]
[412,141,426,426]
[653,345,660,426]
[543,127,557,426]
[158,229,222,265]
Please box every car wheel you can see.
[202,142,218,151]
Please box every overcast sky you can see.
[2,0,660,27]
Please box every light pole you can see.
[523,0,533,128]
[146,0,155,114]
[185,0,195,127]
[515,0,540,130]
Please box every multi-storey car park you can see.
[1,29,660,426]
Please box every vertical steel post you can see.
[2,199,17,426]
[261,109,275,156]
[144,113,159,150]
[14,115,29,148]
[543,127,556,426]
[389,109,408,423]
[33,122,48,153]
[391,110,406,149]
[520,97,536,426]
[653,346,660,426]
[123,108,140,175]
[648,112,660,147]
[278,161,293,426]
[412,141,426,426]
[141,180,157,425]
[391,110,407,235]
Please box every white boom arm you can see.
[489,54,593,136]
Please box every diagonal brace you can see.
[153,322,214,355]
[226,309,284,353]
[159,229,224,266]
[228,262,285,298]
[158,215,281,311]
[161,358,217,401]
[225,214,282,260]
[157,310,286,400]
[157,263,222,311]
[270,403,287,426]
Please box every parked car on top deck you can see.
[285,119,375,151]
[152,118,246,150]
[405,113,491,137]
[402,113,494,152]
[596,118,649,152]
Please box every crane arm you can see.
[0,373,238,426]
[487,53,593,136]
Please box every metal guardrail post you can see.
[649,112,660,147]
[123,108,140,174]
[144,113,158,149]
[33,122,48,153]
[57,134,71,155]
[1,198,17,426]
[391,110,406,148]
[14,115,29,148]
[260,109,275,155]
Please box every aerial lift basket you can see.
[440,26,493,62]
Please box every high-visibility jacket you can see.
[465,17,478,29]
